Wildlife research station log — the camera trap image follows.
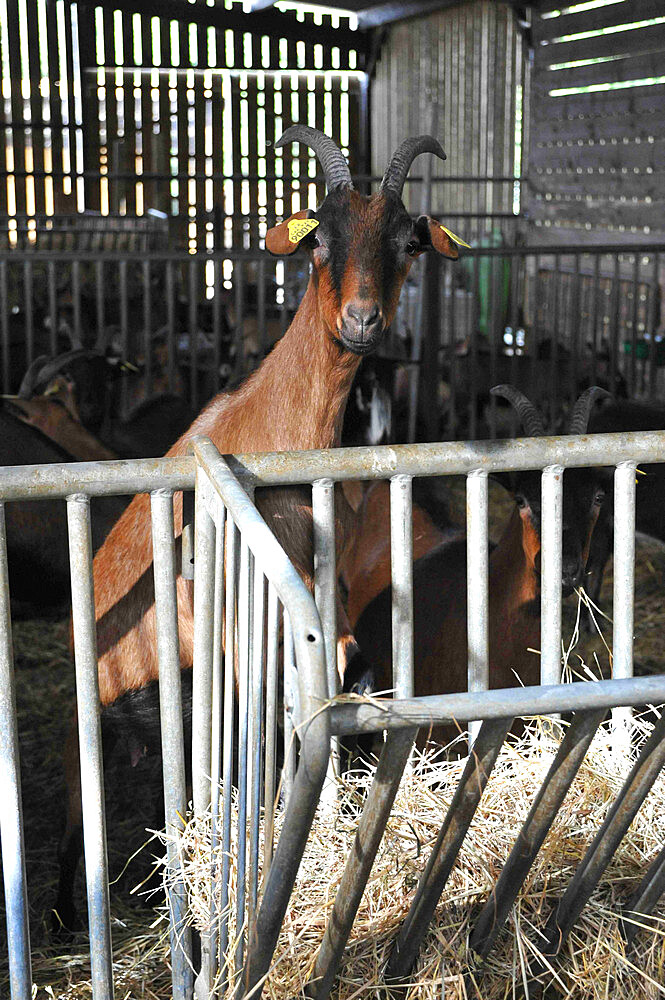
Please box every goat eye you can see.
[514,493,528,510]
[593,490,605,506]
[406,240,420,256]
[311,234,320,248]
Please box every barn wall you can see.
[527,0,665,243]
[370,1,527,233]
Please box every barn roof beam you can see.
[80,0,369,60]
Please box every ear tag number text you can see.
[287,218,319,244]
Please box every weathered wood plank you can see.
[533,0,665,43]
[537,51,664,92]
[534,21,665,66]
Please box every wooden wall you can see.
[527,0,665,243]
[369,1,527,239]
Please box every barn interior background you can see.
[2,1,665,997]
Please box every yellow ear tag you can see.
[439,225,471,248]
[287,217,319,244]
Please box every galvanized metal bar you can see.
[549,255,560,429]
[209,499,226,994]
[248,563,266,930]
[530,257,541,402]
[610,254,620,395]
[235,535,251,981]
[66,494,113,1000]
[218,516,238,993]
[313,478,339,806]
[590,253,600,388]
[1,260,9,393]
[622,842,665,947]
[569,254,580,411]
[543,710,665,956]
[263,583,280,873]
[630,253,639,396]
[390,474,414,699]
[328,675,665,737]
[0,504,32,1000]
[447,260,458,439]
[23,261,33,367]
[648,254,659,400]
[192,468,217,998]
[282,612,296,804]
[387,717,512,981]
[189,258,198,412]
[150,490,193,1000]
[306,728,416,1000]
[466,470,489,743]
[469,256,480,439]
[612,462,636,751]
[540,465,564,687]
[470,709,606,960]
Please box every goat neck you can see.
[489,505,540,613]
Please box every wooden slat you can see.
[531,105,665,145]
[6,0,25,215]
[529,170,664,199]
[25,0,44,216]
[537,50,664,92]
[528,197,665,232]
[532,83,665,121]
[533,0,665,43]
[535,21,665,66]
[528,134,665,172]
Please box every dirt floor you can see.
[1,479,664,998]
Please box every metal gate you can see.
[3,429,665,999]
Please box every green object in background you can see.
[623,339,665,365]
[462,228,511,337]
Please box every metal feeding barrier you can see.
[2,430,665,1000]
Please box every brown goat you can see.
[54,126,464,930]
[346,387,609,749]
[5,384,117,462]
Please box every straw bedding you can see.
[2,485,665,999]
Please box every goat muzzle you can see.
[338,302,384,354]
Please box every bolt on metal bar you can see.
[612,462,637,752]
[387,717,512,982]
[306,728,416,1000]
[235,535,251,982]
[0,504,32,1000]
[622,842,665,947]
[150,490,193,1000]
[282,612,296,805]
[218,517,238,995]
[66,494,113,1000]
[543,710,665,956]
[470,709,606,960]
[391,475,414,700]
[209,499,227,994]
[540,466,564,687]
[248,564,266,930]
[263,583,280,874]
[466,471,489,743]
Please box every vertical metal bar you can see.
[192,469,217,998]
[488,250,499,439]
[234,259,245,374]
[540,465,563,687]
[213,259,222,393]
[390,474,414,699]
[263,584,280,873]
[166,260,177,393]
[610,254,620,395]
[48,261,58,355]
[466,470,489,743]
[648,254,659,400]
[282,611,296,804]
[143,260,152,399]
[150,490,193,1000]
[469,256,479,439]
[569,254,581,412]
[531,256,541,402]
[549,255,560,430]
[119,261,129,416]
[23,262,33,366]
[630,253,639,395]
[66,494,113,1000]
[95,261,105,350]
[209,499,226,994]
[0,504,32,1000]
[447,259,457,439]
[248,563,265,930]
[72,259,81,349]
[0,260,9,392]
[219,517,238,994]
[612,462,636,752]
[235,536,251,981]
[189,258,198,412]
[312,479,338,806]
[590,253,600,388]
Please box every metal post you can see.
[390,475,414,700]
[612,462,636,753]
[282,612,297,804]
[0,504,32,1000]
[219,516,238,994]
[263,583,280,873]
[540,465,563,687]
[66,494,113,1000]
[209,499,227,993]
[248,563,266,929]
[466,471,489,743]
[312,478,338,806]
[150,490,193,1000]
[235,536,251,981]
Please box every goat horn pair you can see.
[276,127,448,197]
[491,384,612,437]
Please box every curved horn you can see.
[18,355,50,398]
[276,125,352,191]
[568,386,612,435]
[490,384,546,437]
[380,135,447,197]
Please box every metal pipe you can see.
[219,516,238,994]
[249,563,266,929]
[0,504,32,1000]
[209,499,227,992]
[612,462,636,752]
[235,535,251,980]
[466,470,489,743]
[390,475,414,700]
[150,490,193,1000]
[540,465,563,687]
[263,584,280,873]
[282,612,296,805]
[66,494,113,1000]
[622,842,665,947]
[328,675,665,737]
[313,478,339,807]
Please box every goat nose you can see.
[344,302,381,330]
[561,556,582,587]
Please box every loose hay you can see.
[164,719,665,1000]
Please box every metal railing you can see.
[3,429,665,999]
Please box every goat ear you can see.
[265,210,319,256]
[416,216,470,259]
